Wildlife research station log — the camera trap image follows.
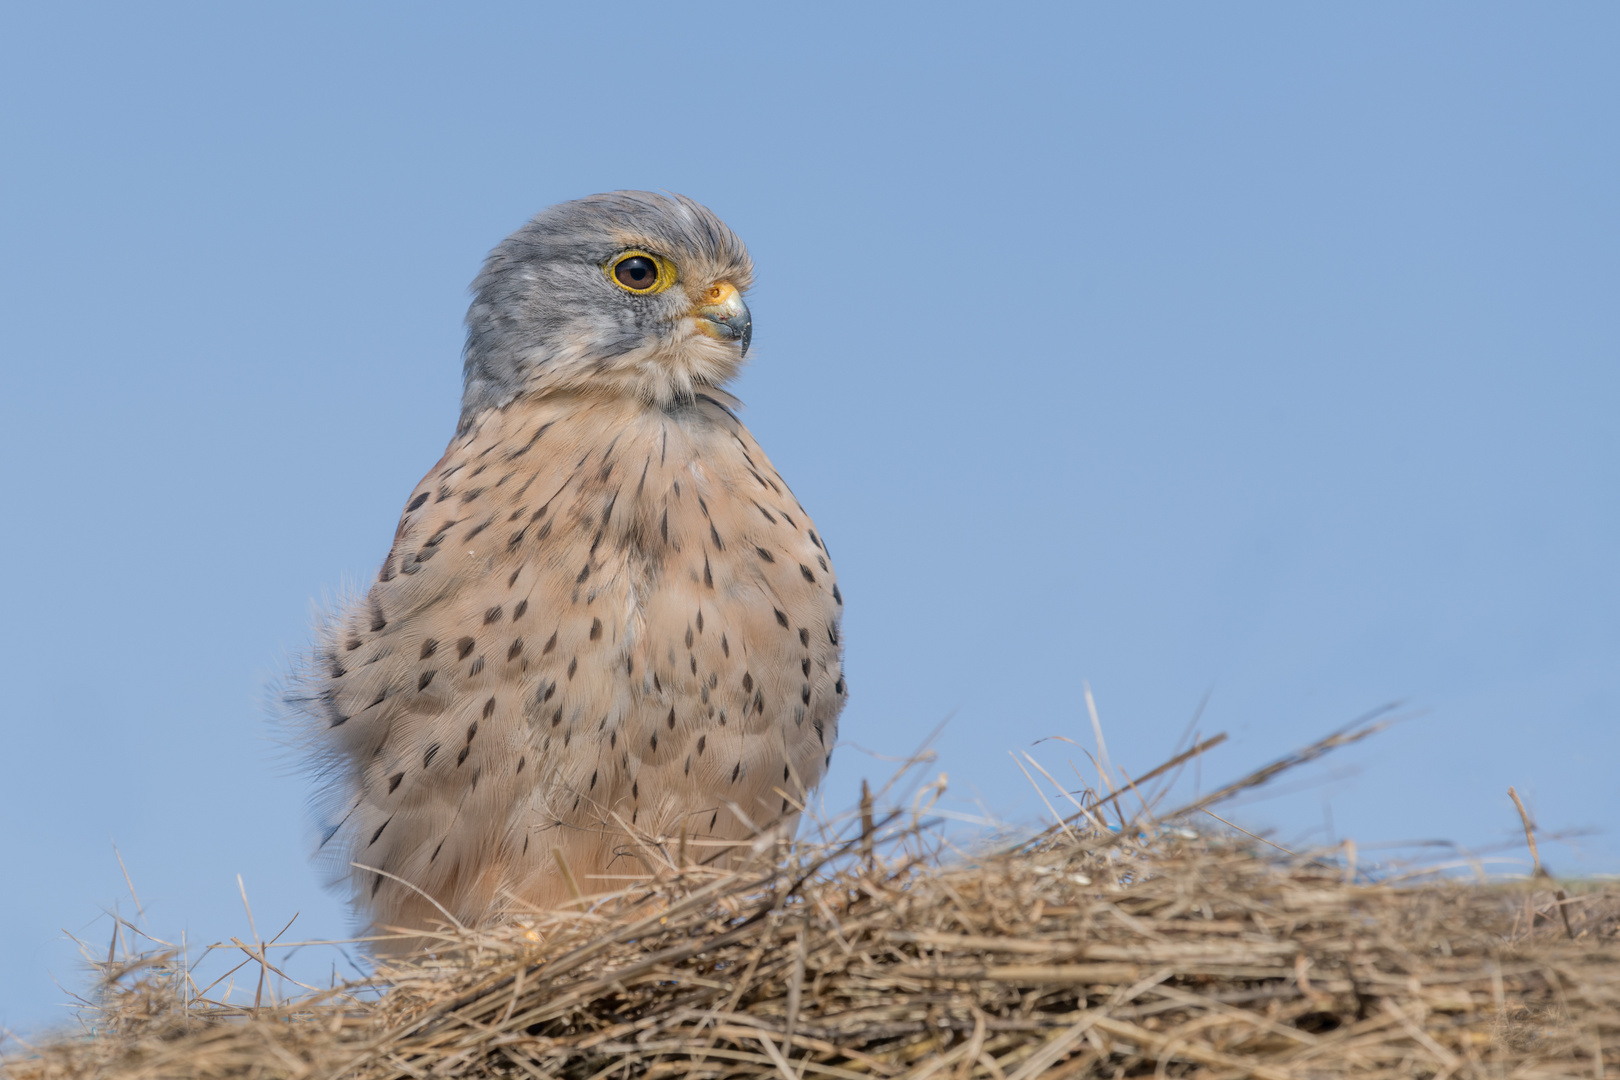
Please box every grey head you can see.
[460,191,754,427]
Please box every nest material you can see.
[6,819,1619,1080]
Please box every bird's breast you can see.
[311,391,847,922]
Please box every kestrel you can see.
[293,192,846,946]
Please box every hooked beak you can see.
[692,281,752,358]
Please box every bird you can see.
[291,192,847,948]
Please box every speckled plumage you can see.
[292,193,845,946]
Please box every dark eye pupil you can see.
[615,256,658,290]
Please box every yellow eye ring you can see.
[606,249,677,295]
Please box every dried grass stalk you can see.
[7,727,1617,1080]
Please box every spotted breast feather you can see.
[305,391,846,942]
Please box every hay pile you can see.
[7,730,1619,1079]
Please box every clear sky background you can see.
[3,3,1617,1039]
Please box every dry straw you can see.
[5,716,1617,1079]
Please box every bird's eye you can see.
[615,256,657,289]
[608,250,674,294]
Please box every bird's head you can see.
[460,191,755,425]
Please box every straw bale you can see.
[6,821,1618,1080]
[8,722,1618,1078]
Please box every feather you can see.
[291,392,844,948]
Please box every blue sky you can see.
[3,3,1617,1038]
